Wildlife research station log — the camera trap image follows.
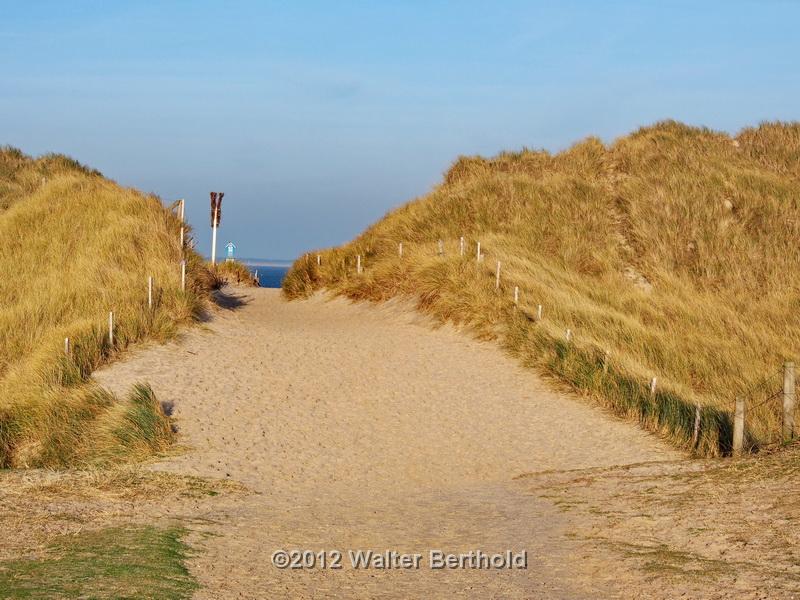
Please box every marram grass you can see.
[0,147,212,467]
[284,121,800,457]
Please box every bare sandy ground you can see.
[94,288,678,598]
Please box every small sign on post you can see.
[225,241,236,263]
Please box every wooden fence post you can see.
[357,255,362,274]
[438,240,444,256]
[148,276,154,309]
[784,361,795,441]
[180,226,184,249]
[108,312,114,346]
[398,243,403,258]
[692,405,701,448]
[495,261,501,290]
[64,337,70,356]
[460,236,465,256]
[565,328,572,342]
[181,260,186,291]
[537,304,542,321]
[514,286,519,306]
[733,396,745,456]
[476,242,481,262]
[649,377,657,396]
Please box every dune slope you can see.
[284,121,800,456]
[0,147,210,467]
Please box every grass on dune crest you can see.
[284,120,800,457]
[0,146,213,468]
[210,259,259,287]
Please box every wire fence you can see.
[345,236,798,456]
[736,365,796,453]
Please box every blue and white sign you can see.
[225,241,236,259]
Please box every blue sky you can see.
[2,1,799,259]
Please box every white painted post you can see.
[783,361,795,441]
[179,199,185,222]
[692,405,702,448]
[147,276,153,309]
[64,337,70,356]
[181,260,186,291]
[537,304,543,321]
[357,254,362,274]
[495,261,501,290]
[565,329,572,342]
[438,240,444,256]
[460,236,465,256]
[211,207,218,265]
[650,377,657,396]
[476,242,481,262]
[180,226,185,249]
[733,396,745,456]
[514,286,519,305]
[317,254,321,266]
[398,243,403,258]
[108,312,114,346]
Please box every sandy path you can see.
[95,288,677,598]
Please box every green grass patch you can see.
[0,526,198,599]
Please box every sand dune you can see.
[95,288,676,598]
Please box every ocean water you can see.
[241,259,292,289]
